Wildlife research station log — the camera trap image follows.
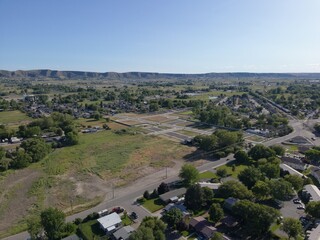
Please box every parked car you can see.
[293,198,302,204]
[131,212,138,219]
[297,204,305,210]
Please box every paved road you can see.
[4,117,318,240]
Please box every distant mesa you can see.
[1,69,320,81]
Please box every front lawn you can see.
[215,163,248,178]
[121,214,133,226]
[199,171,217,180]
[78,220,108,240]
[142,198,166,212]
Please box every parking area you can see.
[280,198,306,219]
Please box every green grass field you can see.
[43,130,187,179]
[43,131,147,176]
[78,220,108,240]
[142,198,166,212]
[0,110,31,125]
[199,171,217,179]
[215,163,248,178]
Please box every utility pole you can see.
[112,183,115,199]
[166,167,168,179]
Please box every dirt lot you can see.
[0,169,42,236]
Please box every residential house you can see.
[159,188,186,203]
[306,224,320,240]
[280,163,306,178]
[298,145,311,154]
[97,212,122,234]
[302,185,320,202]
[198,182,221,191]
[62,234,80,240]
[223,197,238,211]
[310,166,320,184]
[163,203,190,217]
[112,226,134,240]
[221,215,238,228]
[189,216,217,240]
[281,156,306,171]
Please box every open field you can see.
[0,129,195,237]
[0,110,31,125]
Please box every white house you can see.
[97,212,122,234]
[302,185,320,202]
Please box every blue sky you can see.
[1,0,320,73]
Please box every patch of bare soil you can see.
[0,168,41,232]
[45,172,112,210]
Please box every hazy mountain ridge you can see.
[1,69,320,80]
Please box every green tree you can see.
[216,168,228,178]
[20,138,51,163]
[184,184,204,211]
[248,144,276,161]
[270,145,285,156]
[233,200,280,236]
[27,215,42,240]
[215,180,253,200]
[284,175,304,191]
[234,150,249,163]
[306,201,320,218]
[11,149,32,169]
[0,146,5,160]
[179,164,199,186]
[130,216,166,240]
[202,187,214,206]
[269,179,294,200]
[252,181,271,200]
[211,232,224,240]
[281,218,303,239]
[157,182,169,195]
[238,167,264,189]
[64,132,79,146]
[258,163,280,179]
[208,203,224,224]
[162,208,183,229]
[149,102,159,112]
[41,207,66,240]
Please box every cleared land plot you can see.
[245,135,266,142]
[142,115,173,123]
[164,132,191,141]
[176,121,196,127]
[176,130,198,137]
[165,119,187,126]
[114,120,142,126]
[0,130,196,236]
[148,127,164,132]
[0,110,31,125]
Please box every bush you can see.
[74,218,82,225]
[143,190,150,199]
[83,212,99,223]
[215,151,226,158]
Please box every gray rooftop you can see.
[159,188,186,202]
